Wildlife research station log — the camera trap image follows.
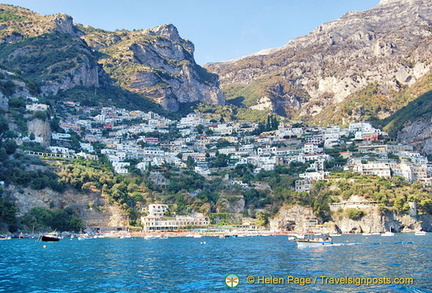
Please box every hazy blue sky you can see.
[3,0,380,65]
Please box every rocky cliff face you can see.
[269,204,320,231]
[87,24,225,112]
[332,207,423,233]
[205,0,432,121]
[27,118,51,147]
[7,185,127,228]
[0,5,225,112]
[270,203,432,233]
[0,68,34,110]
[396,118,432,154]
[0,5,104,95]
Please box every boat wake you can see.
[298,241,414,249]
[366,241,414,246]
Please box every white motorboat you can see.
[295,234,333,248]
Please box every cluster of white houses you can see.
[22,101,432,192]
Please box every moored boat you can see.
[40,233,60,242]
[381,231,395,237]
[415,231,427,236]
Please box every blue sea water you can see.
[0,233,431,293]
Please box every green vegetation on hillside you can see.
[223,78,309,116]
[308,72,432,130]
[22,207,83,233]
[380,90,432,136]
[0,7,27,22]
[0,32,95,83]
[52,85,164,113]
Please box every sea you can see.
[0,233,431,293]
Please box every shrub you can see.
[346,208,365,220]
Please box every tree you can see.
[256,212,269,227]
[418,199,432,214]
[0,197,18,232]
[0,115,8,135]
[4,139,17,155]
[186,156,196,169]
[196,124,204,134]
[0,148,7,161]
[210,153,229,168]
[346,208,365,220]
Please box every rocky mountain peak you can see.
[379,0,416,5]
[142,24,195,57]
[145,24,180,41]
[50,13,79,35]
[206,0,432,122]
[0,6,224,112]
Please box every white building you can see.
[49,146,74,155]
[299,171,329,181]
[112,162,130,174]
[26,103,49,111]
[352,161,392,178]
[148,204,169,217]
[178,113,207,128]
[142,204,209,231]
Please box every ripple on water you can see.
[0,235,430,293]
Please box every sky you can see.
[2,0,380,65]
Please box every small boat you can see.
[287,232,304,241]
[78,234,93,240]
[40,233,60,242]
[295,234,333,248]
[381,231,395,237]
[0,236,11,240]
[415,231,427,236]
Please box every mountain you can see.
[205,0,432,125]
[80,24,224,112]
[0,4,224,112]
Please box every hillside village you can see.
[24,98,432,187]
[2,96,426,233]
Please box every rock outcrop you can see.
[91,24,225,112]
[0,5,225,112]
[333,208,423,233]
[27,118,51,147]
[7,185,127,229]
[205,0,432,120]
[396,118,432,154]
[270,201,432,233]
[269,204,320,231]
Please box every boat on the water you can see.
[40,233,60,242]
[287,232,304,241]
[295,234,333,247]
[381,231,395,237]
[415,231,427,236]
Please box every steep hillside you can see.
[205,0,432,124]
[0,5,224,112]
[0,5,104,94]
[81,24,225,112]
